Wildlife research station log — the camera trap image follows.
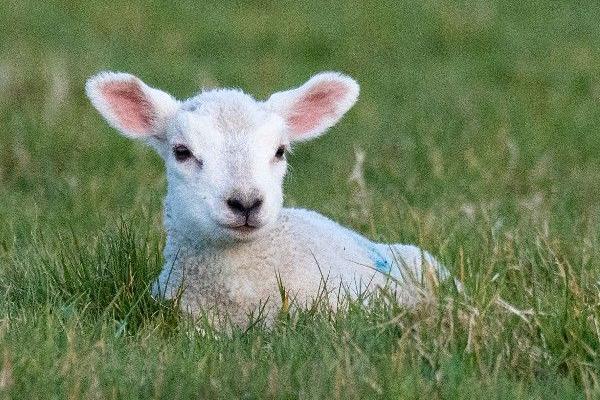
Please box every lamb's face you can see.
[163,93,288,240]
[86,71,359,242]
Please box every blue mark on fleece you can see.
[366,244,391,273]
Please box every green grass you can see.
[1,0,600,398]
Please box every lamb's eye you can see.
[274,145,286,160]
[173,145,192,162]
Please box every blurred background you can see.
[1,0,600,253]
[2,1,600,396]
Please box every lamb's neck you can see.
[164,226,224,259]
[163,202,221,253]
[163,220,274,262]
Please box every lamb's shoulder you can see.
[280,208,448,283]
[274,208,385,282]
[276,208,369,259]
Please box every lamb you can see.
[86,71,450,326]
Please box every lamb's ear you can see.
[85,71,178,141]
[266,72,359,141]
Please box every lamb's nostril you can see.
[226,197,264,215]
[249,198,263,211]
[226,198,246,213]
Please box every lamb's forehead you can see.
[181,88,277,134]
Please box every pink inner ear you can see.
[288,81,348,135]
[100,80,155,134]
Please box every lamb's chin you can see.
[220,227,264,242]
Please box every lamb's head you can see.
[86,71,359,241]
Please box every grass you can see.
[1,0,600,398]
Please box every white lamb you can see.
[86,71,449,326]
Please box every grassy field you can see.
[1,0,600,398]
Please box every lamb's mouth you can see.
[220,223,261,234]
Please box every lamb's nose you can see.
[226,197,263,216]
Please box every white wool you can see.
[86,71,450,326]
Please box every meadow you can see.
[1,0,600,398]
